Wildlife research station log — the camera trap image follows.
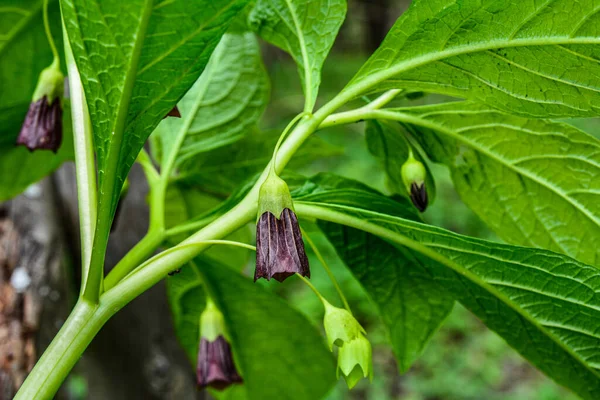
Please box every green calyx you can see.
[32,61,64,104]
[199,298,227,341]
[337,333,373,389]
[322,300,365,351]
[257,170,295,219]
[401,150,426,193]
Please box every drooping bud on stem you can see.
[322,299,373,389]
[401,150,428,212]
[255,170,310,282]
[17,61,64,152]
[197,299,243,390]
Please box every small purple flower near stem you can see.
[197,299,242,391]
[17,96,63,152]
[17,62,64,153]
[255,208,310,282]
[197,336,243,390]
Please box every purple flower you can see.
[16,96,62,153]
[197,335,243,390]
[255,208,310,282]
[409,182,428,212]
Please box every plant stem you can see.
[103,229,165,290]
[43,0,60,67]
[296,273,326,302]
[301,229,351,312]
[63,24,97,292]
[319,89,400,129]
[14,301,106,400]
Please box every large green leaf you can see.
[345,0,600,118]
[293,174,453,372]
[365,119,436,204]
[61,0,248,274]
[248,0,346,111]
[155,32,269,175]
[0,0,72,200]
[365,102,600,266]
[170,128,342,193]
[293,182,600,400]
[167,257,336,400]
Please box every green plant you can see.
[3,0,600,398]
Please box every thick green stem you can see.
[103,229,165,290]
[14,301,107,400]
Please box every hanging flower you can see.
[196,299,243,390]
[17,63,64,152]
[322,299,373,389]
[255,172,309,282]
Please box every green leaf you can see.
[345,0,600,118]
[365,119,436,204]
[294,182,600,400]
[371,102,600,266]
[172,128,342,193]
[0,0,72,199]
[166,257,336,400]
[294,174,453,372]
[155,32,269,175]
[248,0,346,111]
[62,0,248,295]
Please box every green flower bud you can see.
[401,152,428,212]
[322,300,365,350]
[337,333,373,389]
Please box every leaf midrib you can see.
[295,201,600,390]
[160,39,225,178]
[346,36,600,100]
[371,109,600,231]
[280,0,312,111]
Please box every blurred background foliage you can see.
[238,1,587,398]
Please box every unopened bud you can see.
[401,152,428,212]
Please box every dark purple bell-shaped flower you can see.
[255,207,310,282]
[254,170,310,282]
[197,299,242,390]
[197,336,243,390]
[17,62,64,153]
[17,96,63,152]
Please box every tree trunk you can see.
[2,165,202,399]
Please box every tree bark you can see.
[2,165,202,399]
